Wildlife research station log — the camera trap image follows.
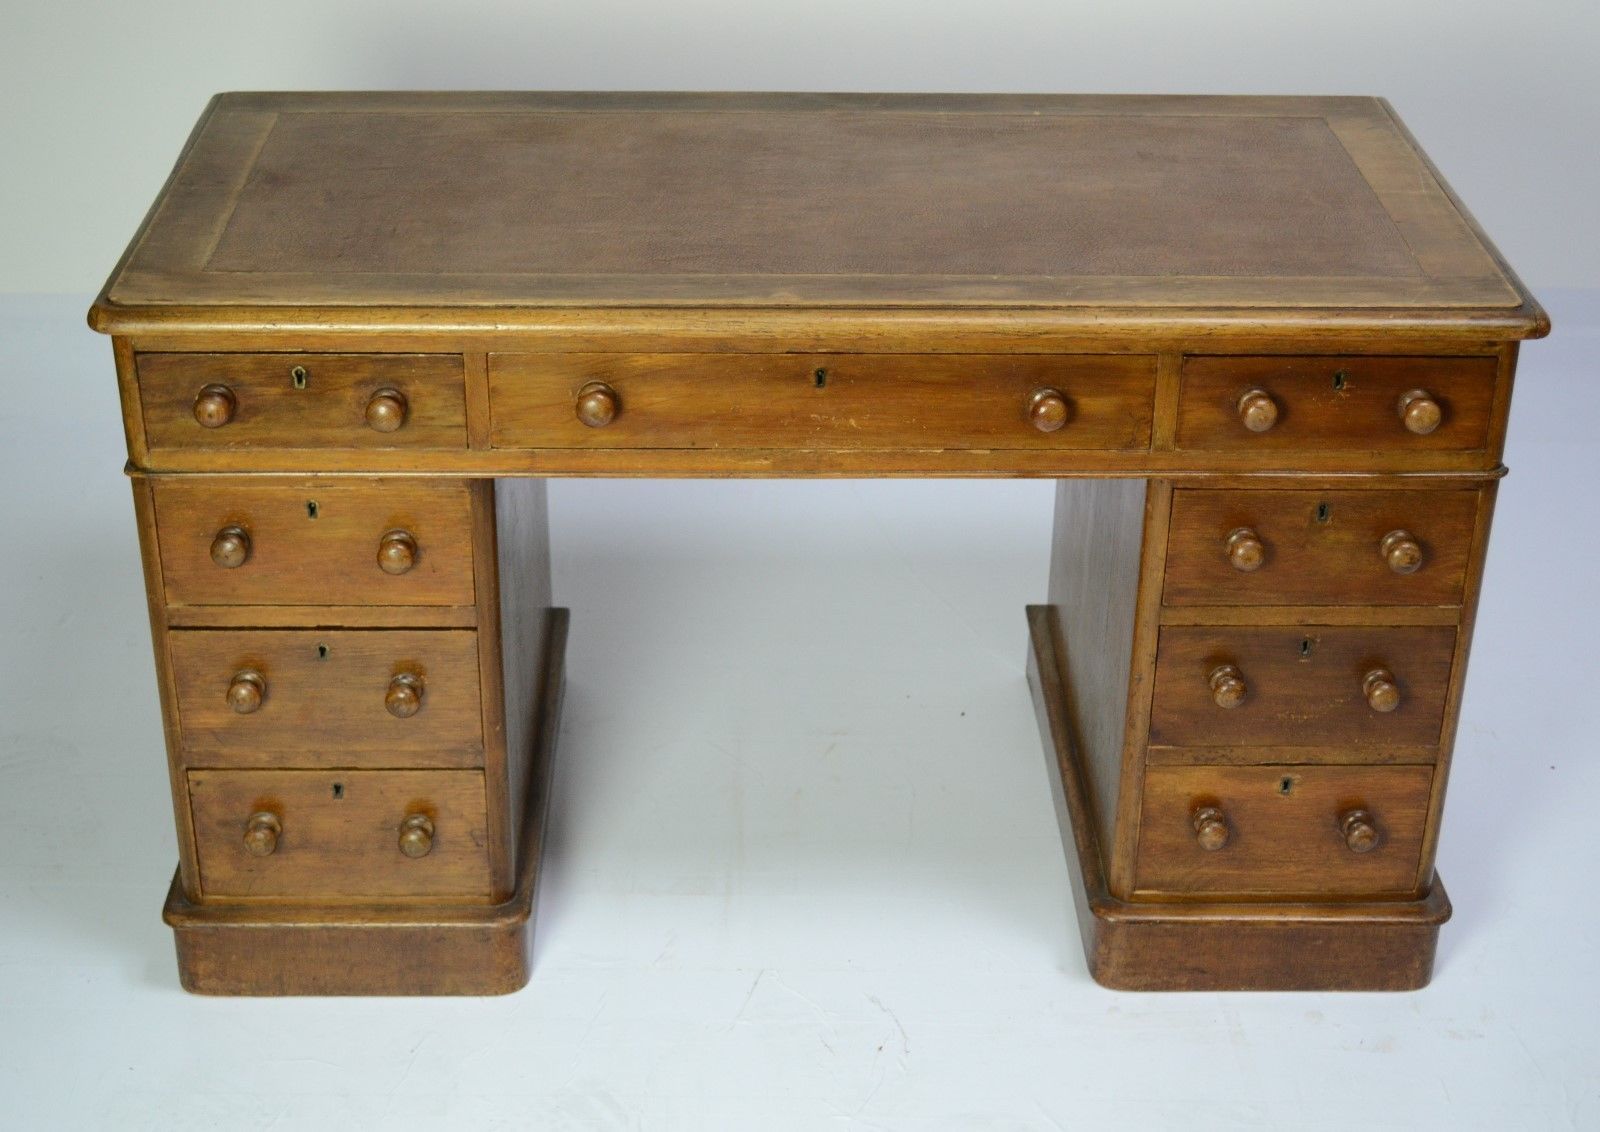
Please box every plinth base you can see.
[163,610,568,996]
[1025,604,1449,992]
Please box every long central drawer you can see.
[487,353,1157,450]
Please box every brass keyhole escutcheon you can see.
[291,365,309,390]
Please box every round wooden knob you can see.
[575,382,619,428]
[1339,809,1381,854]
[1192,805,1231,851]
[377,529,417,575]
[209,526,251,569]
[398,813,435,858]
[243,811,281,857]
[1225,527,1266,572]
[193,384,237,428]
[1026,387,1070,433]
[1208,663,1247,709]
[1380,529,1423,575]
[365,388,408,433]
[1398,389,1442,435]
[227,669,266,714]
[1237,388,1279,433]
[385,672,425,718]
[1363,667,1401,713]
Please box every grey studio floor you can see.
[1,291,1597,1130]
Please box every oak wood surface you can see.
[168,629,484,763]
[1043,479,1149,872]
[1175,355,1497,454]
[152,477,477,607]
[91,90,1548,995]
[138,353,466,452]
[1162,487,1482,607]
[162,610,569,993]
[89,93,1544,337]
[489,353,1157,451]
[187,768,492,900]
[1149,625,1457,749]
[491,480,554,869]
[1133,763,1433,897]
[1026,604,1448,990]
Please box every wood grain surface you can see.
[1133,763,1433,897]
[187,768,492,900]
[1162,487,1482,607]
[152,477,477,607]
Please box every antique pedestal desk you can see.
[90,93,1547,994]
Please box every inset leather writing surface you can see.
[211,112,1412,280]
[94,92,1535,323]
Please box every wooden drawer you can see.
[1163,488,1482,607]
[1134,764,1433,897]
[152,477,476,607]
[1149,625,1456,750]
[187,769,492,900]
[1175,355,1496,455]
[488,353,1156,450]
[169,629,484,765]
[138,353,467,451]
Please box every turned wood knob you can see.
[365,388,408,433]
[1225,527,1266,572]
[1398,389,1442,435]
[1192,805,1231,851]
[575,381,619,428]
[1380,529,1423,575]
[243,811,281,857]
[193,384,237,428]
[377,529,417,575]
[227,669,266,714]
[1208,663,1247,709]
[385,672,425,718]
[1339,809,1381,853]
[398,813,435,858]
[209,525,251,569]
[1026,387,1070,433]
[1363,666,1401,713]
[1237,388,1279,432]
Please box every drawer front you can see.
[488,353,1156,450]
[139,353,467,451]
[153,478,476,607]
[169,629,484,764]
[1175,355,1495,455]
[1163,488,1481,607]
[1149,626,1456,749]
[188,769,492,899]
[1134,764,1432,897]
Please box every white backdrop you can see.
[5,0,1599,294]
[3,4,1599,1128]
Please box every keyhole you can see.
[291,365,308,390]
[306,500,319,520]
[1315,502,1331,524]
[316,644,329,660]
[1299,637,1314,659]
[1279,776,1294,795]
[1332,369,1349,391]
[814,367,828,389]
[331,782,345,800]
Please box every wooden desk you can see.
[90,92,1547,993]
